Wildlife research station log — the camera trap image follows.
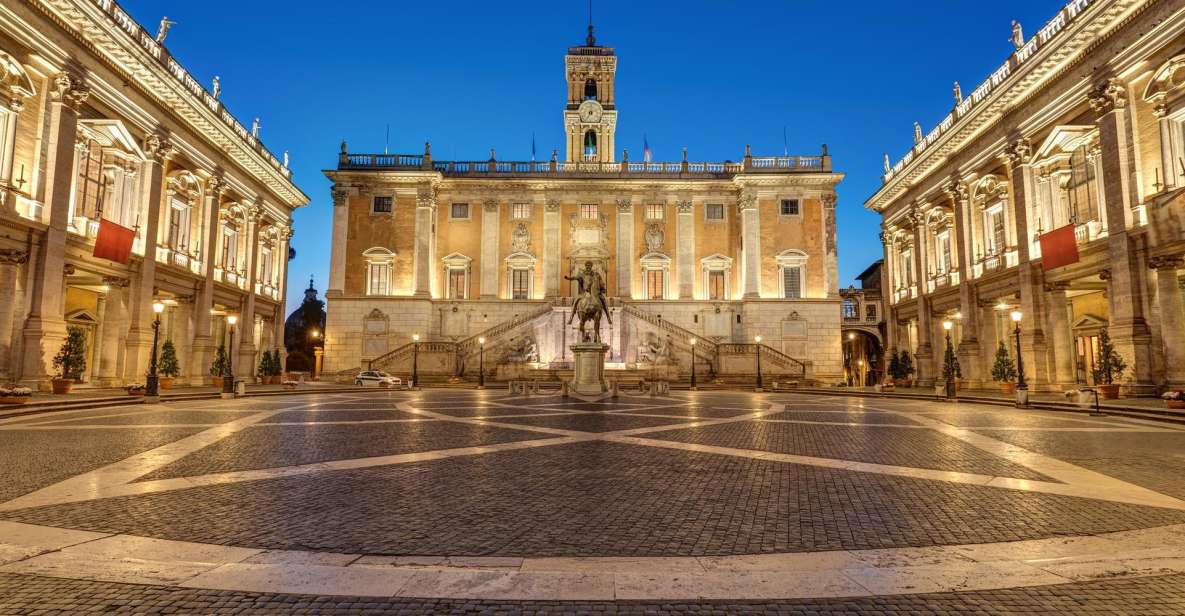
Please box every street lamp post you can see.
[224,314,238,397]
[146,301,165,398]
[754,335,763,392]
[857,359,865,387]
[847,332,856,387]
[689,338,697,391]
[1010,310,1028,407]
[478,337,486,390]
[411,334,420,389]
[942,320,956,400]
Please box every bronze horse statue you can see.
[565,261,612,343]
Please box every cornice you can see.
[34,0,308,209]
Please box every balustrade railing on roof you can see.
[339,152,827,177]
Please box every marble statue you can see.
[212,76,221,100]
[156,17,176,43]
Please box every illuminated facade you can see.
[0,0,307,388]
[867,0,1185,394]
[323,27,844,382]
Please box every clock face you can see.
[578,100,603,123]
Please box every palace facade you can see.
[0,0,307,388]
[867,0,1185,394]
[323,28,844,383]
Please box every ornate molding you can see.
[737,193,757,212]
[1088,78,1128,113]
[415,188,435,209]
[0,248,28,265]
[546,198,561,213]
[482,198,499,213]
[943,179,969,202]
[205,176,226,196]
[676,199,693,214]
[1006,138,1032,166]
[1149,255,1185,271]
[101,275,130,288]
[615,198,632,212]
[1043,281,1072,293]
[143,133,173,163]
[51,72,90,110]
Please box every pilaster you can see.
[823,193,839,298]
[1044,281,1076,388]
[946,180,982,386]
[0,249,28,378]
[1151,255,1185,386]
[480,198,499,298]
[412,188,433,297]
[544,199,561,298]
[676,199,693,299]
[327,186,350,296]
[615,198,632,298]
[1007,138,1051,389]
[96,276,128,386]
[237,203,263,377]
[122,133,170,382]
[739,193,760,298]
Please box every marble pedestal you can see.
[569,342,610,400]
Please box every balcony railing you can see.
[339,151,831,178]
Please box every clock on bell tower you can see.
[564,22,617,163]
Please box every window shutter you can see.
[783,266,802,299]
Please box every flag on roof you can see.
[643,134,652,163]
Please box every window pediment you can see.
[0,50,35,105]
[77,119,146,161]
[1143,55,1185,104]
[362,247,396,262]
[1033,125,1096,165]
[775,249,808,267]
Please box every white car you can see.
[354,371,402,387]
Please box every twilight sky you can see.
[119,0,1067,309]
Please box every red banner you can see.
[1039,224,1080,272]
[93,218,136,265]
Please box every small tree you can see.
[210,343,229,377]
[887,347,902,381]
[1092,327,1127,385]
[52,326,88,380]
[271,349,284,376]
[899,350,915,379]
[258,352,272,378]
[991,341,1017,382]
[158,340,180,378]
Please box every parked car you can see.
[354,371,402,387]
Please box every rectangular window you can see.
[221,227,238,270]
[368,263,390,296]
[937,231,952,273]
[580,203,598,220]
[900,249,913,286]
[167,200,190,251]
[780,199,800,216]
[447,269,466,299]
[259,247,273,283]
[989,209,1006,253]
[372,196,393,213]
[866,304,877,320]
[706,203,724,220]
[511,203,531,220]
[646,269,665,300]
[843,300,858,319]
[782,266,802,299]
[511,269,530,300]
[450,203,469,219]
[708,270,726,300]
[645,204,664,220]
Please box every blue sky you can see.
[119,0,1066,309]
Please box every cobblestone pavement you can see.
[2,571,1185,615]
[2,390,1185,611]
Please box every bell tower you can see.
[564,20,617,163]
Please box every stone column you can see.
[97,276,127,386]
[20,73,88,388]
[946,180,982,386]
[1090,79,1155,392]
[273,228,292,372]
[412,188,433,297]
[1044,281,1076,388]
[1152,100,1178,189]
[327,186,349,296]
[615,198,632,298]
[1007,138,1051,389]
[237,205,263,378]
[676,200,694,299]
[911,214,933,385]
[739,193,760,298]
[90,292,106,382]
[122,134,170,383]
[0,249,28,378]
[480,198,499,298]
[823,193,839,298]
[1151,256,1185,386]
[190,177,224,383]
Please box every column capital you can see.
[1088,78,1127,113]
[51,72,90,110]
[1149,254,1185,271]
[676,199,693,214]
[1043,281,1072,293]
[143,133,173,163]
[0,248,28,265]
[615,198,632,212]
[205,176,227,196]
[1005,138,1033,167]
[482,198,499,213]
[101,275,130,288]
[737,193,757,212]
[416,187,435,209]
[546,198,561,213]
[822,193,837,208]
[943,179,969,202]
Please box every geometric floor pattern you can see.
[2,390,1185,611]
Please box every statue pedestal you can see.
[568,342,610,400]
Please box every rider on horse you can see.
[565,261,612,340]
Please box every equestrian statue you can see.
[565,261,612,343]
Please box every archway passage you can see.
[843,328,883,386]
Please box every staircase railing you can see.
[718,343,808,379]
[455,304,555,376]
[620,304,718,375]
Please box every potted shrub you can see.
[51,326,88,394]
[991,341,1018,394]
[897,350,915,387]
[884,348,900,391]
[258,352,272,385]
[939,340,962,397]
[1092,328,1126,399]
[0,386,33,405]
[1163,390,1185,410]
[158,340,180,390]
[126,383,147,397]
[269,349,283,384]
[210,343,229,389]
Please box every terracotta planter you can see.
[1000,382,1017,395]
[158,377,175,390]
[1097,384,1120,399]
[0,396,30,405]
[211,376,224,389]
[51,378,74,395]
[1165,400,1185,410]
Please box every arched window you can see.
[584,78,598,100]
[583,130,598,160]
